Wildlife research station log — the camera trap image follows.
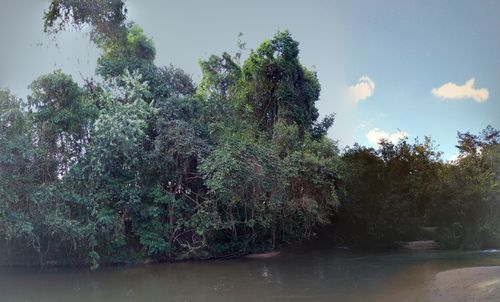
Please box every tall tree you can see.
[240,30,321,136]
[27,70,94,181]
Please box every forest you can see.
[0,0,499,269]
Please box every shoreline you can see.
[426,266,500,302]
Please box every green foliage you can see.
[80,72,160,259]
[198,52,241,101]
[96,24,195,102]
[44,0,127,42]
[240,30,320,136]
[430,127,500,249]
[0,90,33,241]
[28,70,95,180]
[338,130,500,250]
[280,135,341,238]
[339,138,444,248]
[4,2,340,267]
[0,89,96,266]
[13,3,500,269]
[96,24,155,79]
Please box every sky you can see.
[1,0,499,160]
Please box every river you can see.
[1,240,500,302]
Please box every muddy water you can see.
[1,242,499,302]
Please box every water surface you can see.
[1,241,499,302]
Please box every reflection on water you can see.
[1,241,500,302]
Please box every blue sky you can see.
[1,0,499,159]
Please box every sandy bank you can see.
[402,240,438,250]
[244,251,281,259]
[426,266,500,302]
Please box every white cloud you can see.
[347,76,375,103]
[366,128,408,145]
[431,78,489,103]
[448,153,460,163]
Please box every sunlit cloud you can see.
[448,153,460,163]
[366,128,407,145]
[431,78,489,103]
[347,76,375,103]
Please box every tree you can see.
[338,138,443,247]
[96,24,196,101]
[27,70,94,181]
[0,90,35,254]
[431,126,500,248]
[198,52,241,102]
[44,0,127,42]
[240,30,321,137]
[96,24,156,80]
[1,2,345,267]
[0,88,92,267]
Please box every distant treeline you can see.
[337,131,499,249]
[0,0,498,268]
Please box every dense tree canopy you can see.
[0,1,343,268]
[338,132,500,249]
[240,30,322,137]
[0,0,498,268]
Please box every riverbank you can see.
[426,266,500,302]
